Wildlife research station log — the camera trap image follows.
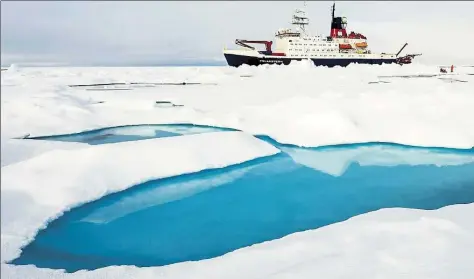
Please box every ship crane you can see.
[235,39,273,52]
[396,53,422,65]
[395,43,422,65]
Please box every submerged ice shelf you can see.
[26,124,237,145]
[11,131,474,272]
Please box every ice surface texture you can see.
[2,63,474,279]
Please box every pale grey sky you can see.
[2,1,474,66]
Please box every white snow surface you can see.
[1,63,474,278]
[2,63,474,148]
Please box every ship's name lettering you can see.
[260,60,282,63]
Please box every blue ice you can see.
[12,127,474,272]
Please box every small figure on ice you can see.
[440,65,454,74]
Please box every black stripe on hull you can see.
[224,53,397,68]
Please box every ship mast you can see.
[292,1,310,35]
[331,1,335,21]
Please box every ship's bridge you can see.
[275,28,300,38]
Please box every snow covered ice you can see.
[1,63,474,278]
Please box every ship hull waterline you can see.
[224,53,398,68]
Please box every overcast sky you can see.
[2,1,474,66]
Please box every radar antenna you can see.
[292,1,310,35]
